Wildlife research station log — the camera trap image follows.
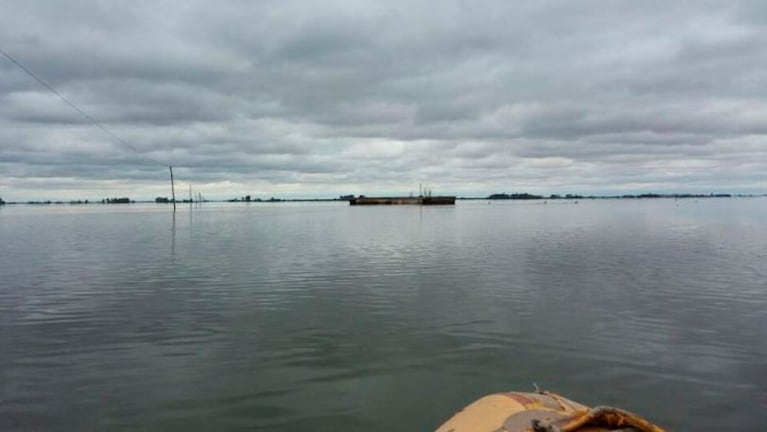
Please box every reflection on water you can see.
[171,209,176,260]
[0,199,766,431]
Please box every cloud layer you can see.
[2,0,766,200]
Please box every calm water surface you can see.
[1,199,765,431]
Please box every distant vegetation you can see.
[227,195,283,202]
[485,192,734,200]
[487,193,585,200]
[103,197,132,204]
[23,200,90,205]
[488,193,543,200]
[619,193,732,199]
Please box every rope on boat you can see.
[530,404,667,432]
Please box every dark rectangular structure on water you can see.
[349,196,456,205]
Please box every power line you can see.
[0,46,136,152]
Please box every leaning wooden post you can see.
[169,165,176,210]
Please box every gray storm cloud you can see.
[1,0,766,200]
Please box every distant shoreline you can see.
[2,193,765,206]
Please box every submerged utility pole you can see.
[169,165,176,210]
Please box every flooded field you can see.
[1,199,765,431]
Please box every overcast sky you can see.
[1,1,766,200]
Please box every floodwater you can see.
[0,199,765,431]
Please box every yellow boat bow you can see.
[435,390,666,432]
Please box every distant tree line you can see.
[486,192,734,200]
[486,193,585,200]
[619,193,732,198]
[226,195,285,202]
[102,197,132,204]
[488,193,543,200]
